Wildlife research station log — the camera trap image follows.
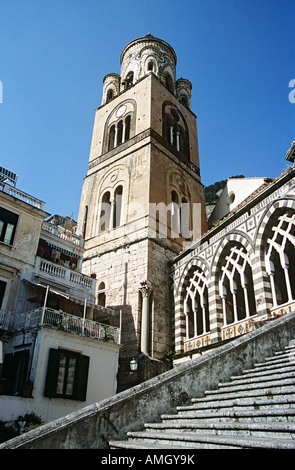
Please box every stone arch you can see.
[212,233,256,326]
[162,101,190,163]
[94,164,130,236]
[256,198,295,308]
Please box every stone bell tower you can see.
[77,34,207,389]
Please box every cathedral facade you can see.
[76,35,207,386]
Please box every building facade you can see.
[173,163,295,363]
[0,170,121,425]
[76,34,207,387]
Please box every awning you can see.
[22,279,115,315]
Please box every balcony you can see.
[14,307,121,344]
[0,182,45,210]
[34,257,95,294]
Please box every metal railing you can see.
[14,307,121,344]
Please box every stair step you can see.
[161,408,295,423]
[119,430,295,449]
[213,376,295,394]
[109,344,295,450]
[201,384,295,400]
[232,362,295,380]
[144,420,295,439]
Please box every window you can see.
[1,350,30,396]
[98,282,106,307]
[99,185,124,232]
[106,89,114,103]
[107,115,132,151]
[126,72,134,88]
[44,348,89,401]
[0,207,19,245]
[163,104,190,163]
[0,280,6,309]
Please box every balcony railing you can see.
[14,307,121,344]
[0,182,45,210]
[41,221,84,247]
[35,257,94,291]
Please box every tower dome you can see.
[120,34,177,93]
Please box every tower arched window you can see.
[99,191,111,232]
[108,125,115,150]
[163,103,190,163]
[171,190,180,235]
[99,185,124,232]
[165,73,174,93]
[113,185,123,228]
[126,72,134,88]
[107,113,132,152]
[106,89,114,103]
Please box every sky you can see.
[0,0,294,220]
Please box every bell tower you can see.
[77,34,207,389]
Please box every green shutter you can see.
[44,348,60,397]
[73,354,89,401]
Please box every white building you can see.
[0,167,121,425]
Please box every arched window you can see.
[147,61,154,72]
[113,185,123,228]
[108,125,115,150]
[165,73,174,93]
[106,89,114,103]
[184,267,210,339]
[126,72,134,88]
[99,186,124,232]
[97,282,106,307]
[163,103,190,162]
[265,211,295,307]
[219,243,256,325]
[107,114,132,151]
[99,191,111,232]
[171,190,180,235]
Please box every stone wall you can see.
[2,310,295,449]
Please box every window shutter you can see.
[44,348,60,397]
[73,354,89,401]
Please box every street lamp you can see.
[130,358,138,372]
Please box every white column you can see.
[170,126,174,145]
[176,132,180,151]
[140,281,152,356]
[114,126,118,147]
[109,198,115,230]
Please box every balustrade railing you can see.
[14,307,120,344]
[35,257,94,292]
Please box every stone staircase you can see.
[110,343,295,449]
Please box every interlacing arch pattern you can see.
[265,211,295,306]
[219,243,256,325]
[184,266,209,339]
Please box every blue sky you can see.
[1,0,294,219]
